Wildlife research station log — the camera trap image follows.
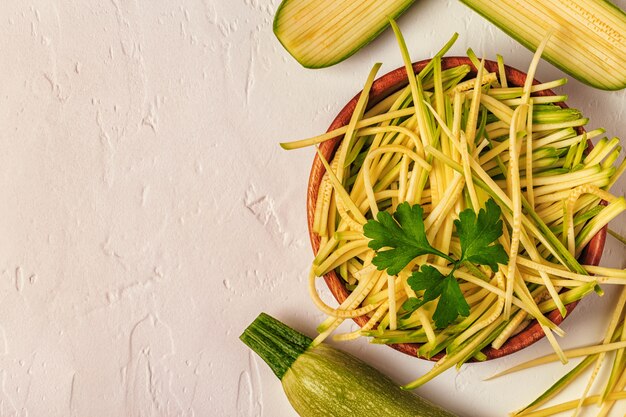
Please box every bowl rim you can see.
[306,56,608,361]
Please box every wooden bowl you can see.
[307,57,607,361]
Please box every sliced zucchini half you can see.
[273,0,416,68]
[460,0,626,90]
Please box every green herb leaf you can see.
[436,274,470,328]
[408,265,470,328]
[366,199,506,328]
[363,202,452,275]
[455,199,508,271]
[400,298,422,316]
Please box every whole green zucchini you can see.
[240,313,458,417]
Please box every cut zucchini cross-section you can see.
[460,0,626,90]
[273,0,416,68]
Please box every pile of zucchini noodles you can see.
[281,27,626,388]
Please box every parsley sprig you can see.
[363,199,509,328]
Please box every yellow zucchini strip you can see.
[608,155,626,189]
[583,264,626,278]
[312,176,328,235]
[486,340,626,380]
[335,63,381,183]
[389,19,431,154]
[507,158,567,319]
[521,274,586,288]
[356,91,414,198]
[464,58,485,150]
[525,101,535,209]
[451,72,497,94]
[308,268,382,318]
[315,148,368,225]
[488,78,568,99]
[313,265,381,345]
[585,137,620,166]
[522,274,589,288]
[356,122,420,210]
[417,307,437,346]
[279,107,415,150]
[404,317,507,389]
[313,156,339,236]
[365,121,416,193]
[564,184,617,255]
[575,198,626,257]
[497,54,507,88]
[510,270,566,358]
[424,99,479,211]
[518,392,626,417]
[358,125,425,154]
[388,274,397,330]
[450,291,502,352]
[516,257,626,285]
[501,95,568,106]
[314,235,339,266]
[481,95,514,124]
[521,32,552,108]
[364,86,409,118]
[314,240,370,276]
[398,155,409,203]
[363,145,431,217]
[503,209,567,341]
[597,365,626,417]
[335,198,366,232]
[572,286,626,417]
[425,181,464,247]
[492,286,550,350]
[460,131,479,210]
[423,174,464,232]
[355,190,401,215]
[603,315,626,403]
[505,105,524,319]
[333,300,392,342]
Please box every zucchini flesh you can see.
[460,0,626,90]
[273,0,415,68]
[240,313,457,417]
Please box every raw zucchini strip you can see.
[487,340,626,380]
[518,392,626,417]
[274,0,415,68]
[460,0,626,90]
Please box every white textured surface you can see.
[1,1,625,416]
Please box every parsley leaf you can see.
[454,199,509,271]
[407,265,446,304]
[400,298,422,316]
[436,274,471,328]
[407,265,470,328]
[363,202,452,275]
[364,198,508,329]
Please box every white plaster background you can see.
[1,0,625,416]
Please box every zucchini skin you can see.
[282,344,457,417]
